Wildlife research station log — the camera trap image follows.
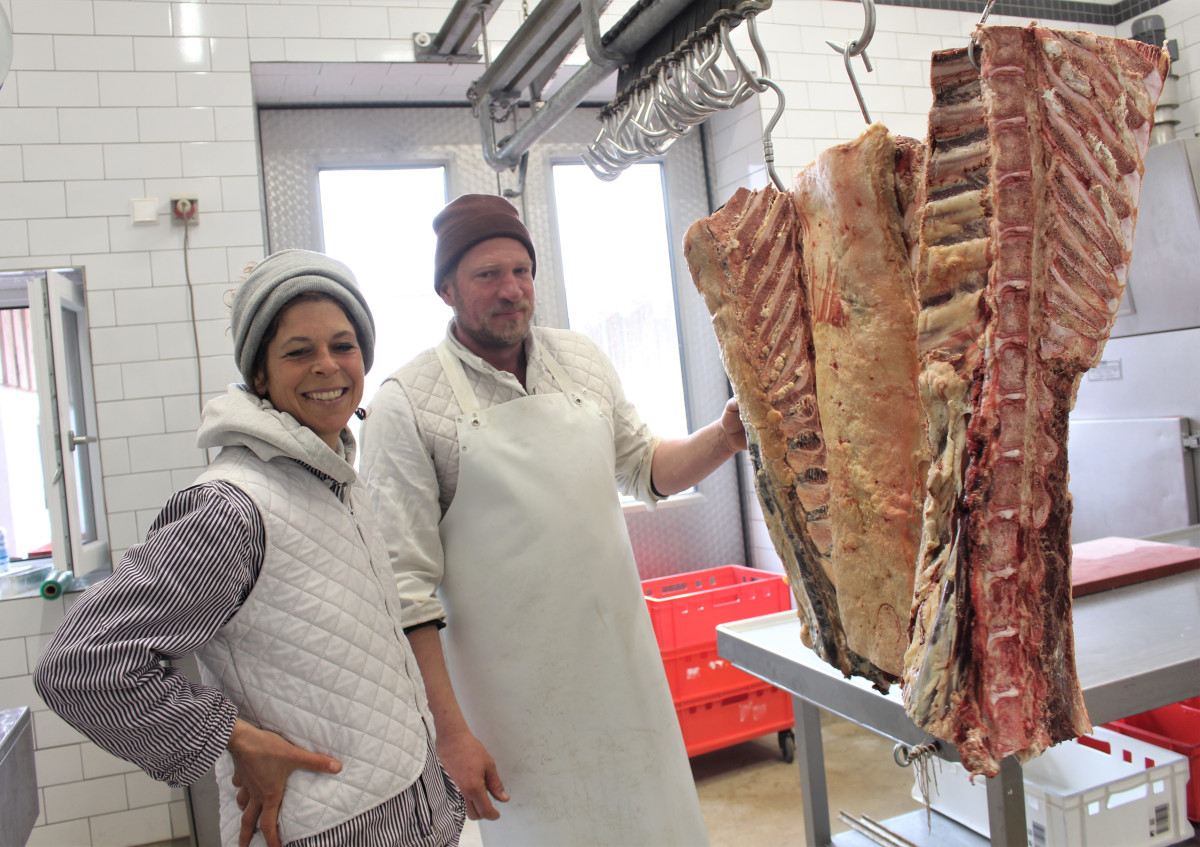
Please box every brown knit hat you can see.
[433,194,536,292]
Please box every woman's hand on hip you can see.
[227,718,342,847]
[437,728,508,820]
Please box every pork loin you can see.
[903,26,1170,777]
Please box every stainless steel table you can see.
[717,566,1200,847]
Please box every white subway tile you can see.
[98,433,131,475]
[114,285,191,325]
[156,318,219,359]
[248,37,287,62]
[107,215,189,253]
[170,799,190,838]
[319,5,390,39]
[162,392,204,434]
[221,175,261,212]
[388,7,456,38]
[90,325,161,365]
[17,71,99,107]
[0,672,39,712]
[32,708,86,749]
[286,37,356,62]
[43,774,129,824]
[181,140,257,177]
[35,744,84,786]
[171,466,206,491]
[247,4,320,39]
[25,817,91,847]
[99,71,178,107]
[124,769,182,807]
[120,358,201,404]
[0,181,67,220]
[0,108,59,144]
[80,741,140,780]
[173,2,248,39]
[12,34,56,71]
[53,35,135,71]
[177,71,254,107]
[355,40,415,62]
[182,210,264,249]
[127,430,207,473]
[24,634,52,674]
[134,36,212,72]
[137,106,216,143]
[65,178,145,217]
[103,141,183,179]
[78,249,154,290]
[0,146,24,182]
[93,359,124,399]
[149,242,227,284]
[210,37,251,73]
[0,220,30,257]
[105,510,140,553]
[103,470,174,513]
[27,216,110,256]
[91,803,175,846]
[59,107,140,143]
[0,636,29,677]
[22,144,105,181]
[214,105,255,141]
[95,1,172,37]
[188,281,237,319]
[11,1,94,36]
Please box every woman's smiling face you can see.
[255,296,364,450]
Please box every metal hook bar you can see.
[758,77,787,192]
[825,0,876,123]
[967,0,999,72]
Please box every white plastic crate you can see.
[912,726,1196,847]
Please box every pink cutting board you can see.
[1071,536,1200,597]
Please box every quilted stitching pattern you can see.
[195,451,429,847]
[396,327,621,507]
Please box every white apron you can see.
[434,340,710,847]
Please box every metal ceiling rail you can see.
[474,0,700,172]
[415,0,503,63]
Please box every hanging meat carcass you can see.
[903,26,1170,777]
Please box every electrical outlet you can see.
[171,195,199,225]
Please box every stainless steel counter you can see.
[0,707,38,847]
[717,567,1200,847]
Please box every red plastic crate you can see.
[661,645,765,703]
[1105,696,1200,822]
[674,682,793,758]
[642,565,790,654]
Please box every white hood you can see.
[196,385,358,485]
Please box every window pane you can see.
[0,306,53,570]
[552,163,688,438]
[318,167,449,412]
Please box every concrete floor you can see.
[459,708,927,847]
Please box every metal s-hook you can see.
[825,0,877,124]
[967,0,999,72]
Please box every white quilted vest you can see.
[194,446,431,847]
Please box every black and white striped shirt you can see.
[35,468,463,847]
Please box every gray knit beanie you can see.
[231,249,375,384]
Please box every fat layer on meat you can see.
[793,123,928,680]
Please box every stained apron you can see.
[434,340,709,847]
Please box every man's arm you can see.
[406,624,508,820]
[650,397,747,496]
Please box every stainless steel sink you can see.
[0,707,38,847]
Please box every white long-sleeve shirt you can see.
[360,325,662,627]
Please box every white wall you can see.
[0,0,1196,844]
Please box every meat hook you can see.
[967,0,999,72]
[892,740,939,768]
[825,0,877,124]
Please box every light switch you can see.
[131,198,158,224]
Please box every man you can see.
[360,194,745,846]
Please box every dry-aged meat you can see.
[792,123,927,680]
[902,27,1169,777]
[682,186,864,682]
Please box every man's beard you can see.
[461,303,531,350]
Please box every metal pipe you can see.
[482,0,698,172]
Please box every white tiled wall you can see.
[1,1,1197,844]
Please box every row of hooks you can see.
[581,0,997,186]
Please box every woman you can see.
[34,250,465,847]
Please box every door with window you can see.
[258,106,745,578]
